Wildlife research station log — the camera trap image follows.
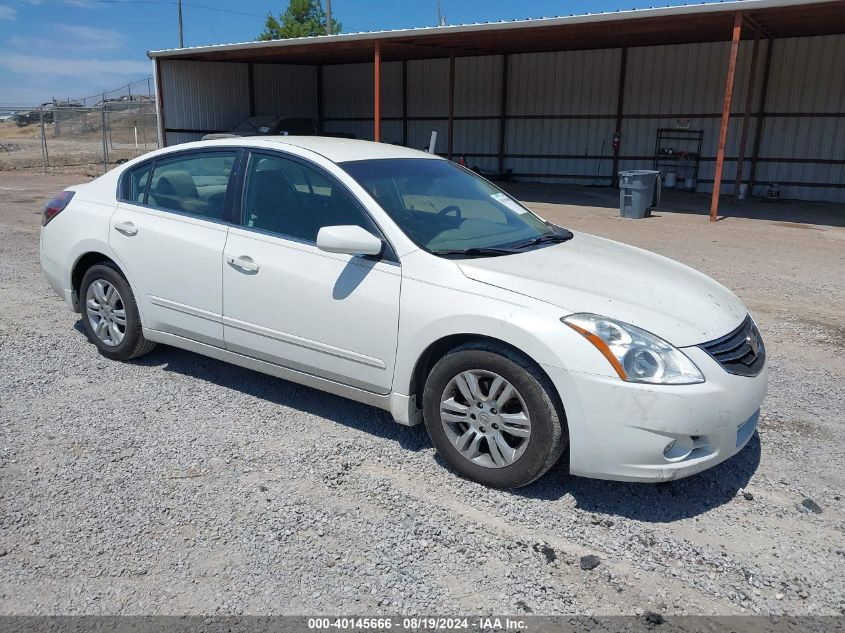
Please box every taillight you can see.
[42,191,75,226]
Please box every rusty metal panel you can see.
[159,60,249,132]
[253,64,318,117]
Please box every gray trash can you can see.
[619,170,660,219]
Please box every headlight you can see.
[562,313,704,385]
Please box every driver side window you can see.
[242,153,378,243]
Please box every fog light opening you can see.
[663,437,694,462]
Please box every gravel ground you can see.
[1,170,843,616]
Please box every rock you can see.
[533,543,557,564]
[743,491,754,501]
[580,554,600,570]
[643,611,665,625]
[800,498,822,514]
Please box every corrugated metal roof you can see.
[148,0,845,62]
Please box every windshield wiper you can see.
[435,247,518,258]
[509,230,574,250]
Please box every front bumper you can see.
[543,346,768,482]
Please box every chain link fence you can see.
[0,78,160,174]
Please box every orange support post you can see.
[374,42,381,143]
[710,11,743,222]
[734,29,761,198]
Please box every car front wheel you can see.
[423,342,567,489]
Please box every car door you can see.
[109,148,240,347]
[222,150,401,394]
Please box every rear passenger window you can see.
[125,162,152,203]
[147,152,236,220]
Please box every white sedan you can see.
[40,137,767,488]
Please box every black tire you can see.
[422,342,567,489]
[79,262,156,361]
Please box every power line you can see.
[44,0,265,18]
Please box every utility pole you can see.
[325,0,332,35]
[177,0,184,47]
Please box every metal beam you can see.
[402,60,408,146]
[247,62,255,117]
[611,47,628,187]
[733,29,760,198]
[374,42,381,142]
[497,54,509,174]
[447,52,455,160]
[710,11,743,222]
[316,65,324,130]
[748,38,775,195]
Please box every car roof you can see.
[198,136,440,164]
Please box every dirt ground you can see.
[1,168,843,617]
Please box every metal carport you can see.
[148,0,845,219]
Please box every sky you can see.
[0,0,725,105]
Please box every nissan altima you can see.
[40,137,767,488]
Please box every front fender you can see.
[392,275,617,396]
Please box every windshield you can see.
[339,158,561,256]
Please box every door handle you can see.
[227,255,259,273]
[113,221,138,236]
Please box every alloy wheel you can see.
[85,279,127,347]
[439,369,531,469]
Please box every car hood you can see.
[457,232,746,347]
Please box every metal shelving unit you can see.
[653,128,704,192]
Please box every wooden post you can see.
[447,52,455,160]
[710,11,743,222]
[497,54,509,174]
[373,42,381,142]
[734,29,760,198]
[748,38,774,196]
[611,47,628,187]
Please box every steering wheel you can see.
[438,205,463,220]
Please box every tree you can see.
[257,0,341,40]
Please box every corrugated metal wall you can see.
[160,60,250,145]
[753,35,845,202]
[253,64,318,118]
[159,60,319,144]
[159,33,843,203]
[506,49,621,185]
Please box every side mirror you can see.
[316,225,383,257]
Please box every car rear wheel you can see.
[423,342,567,489]
[80,263,155,361]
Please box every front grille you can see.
[699,316,765,377]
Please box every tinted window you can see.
[242,153,376,243]
[340,159,551,253]
[148,152,236,220]
[124,162,152,204]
